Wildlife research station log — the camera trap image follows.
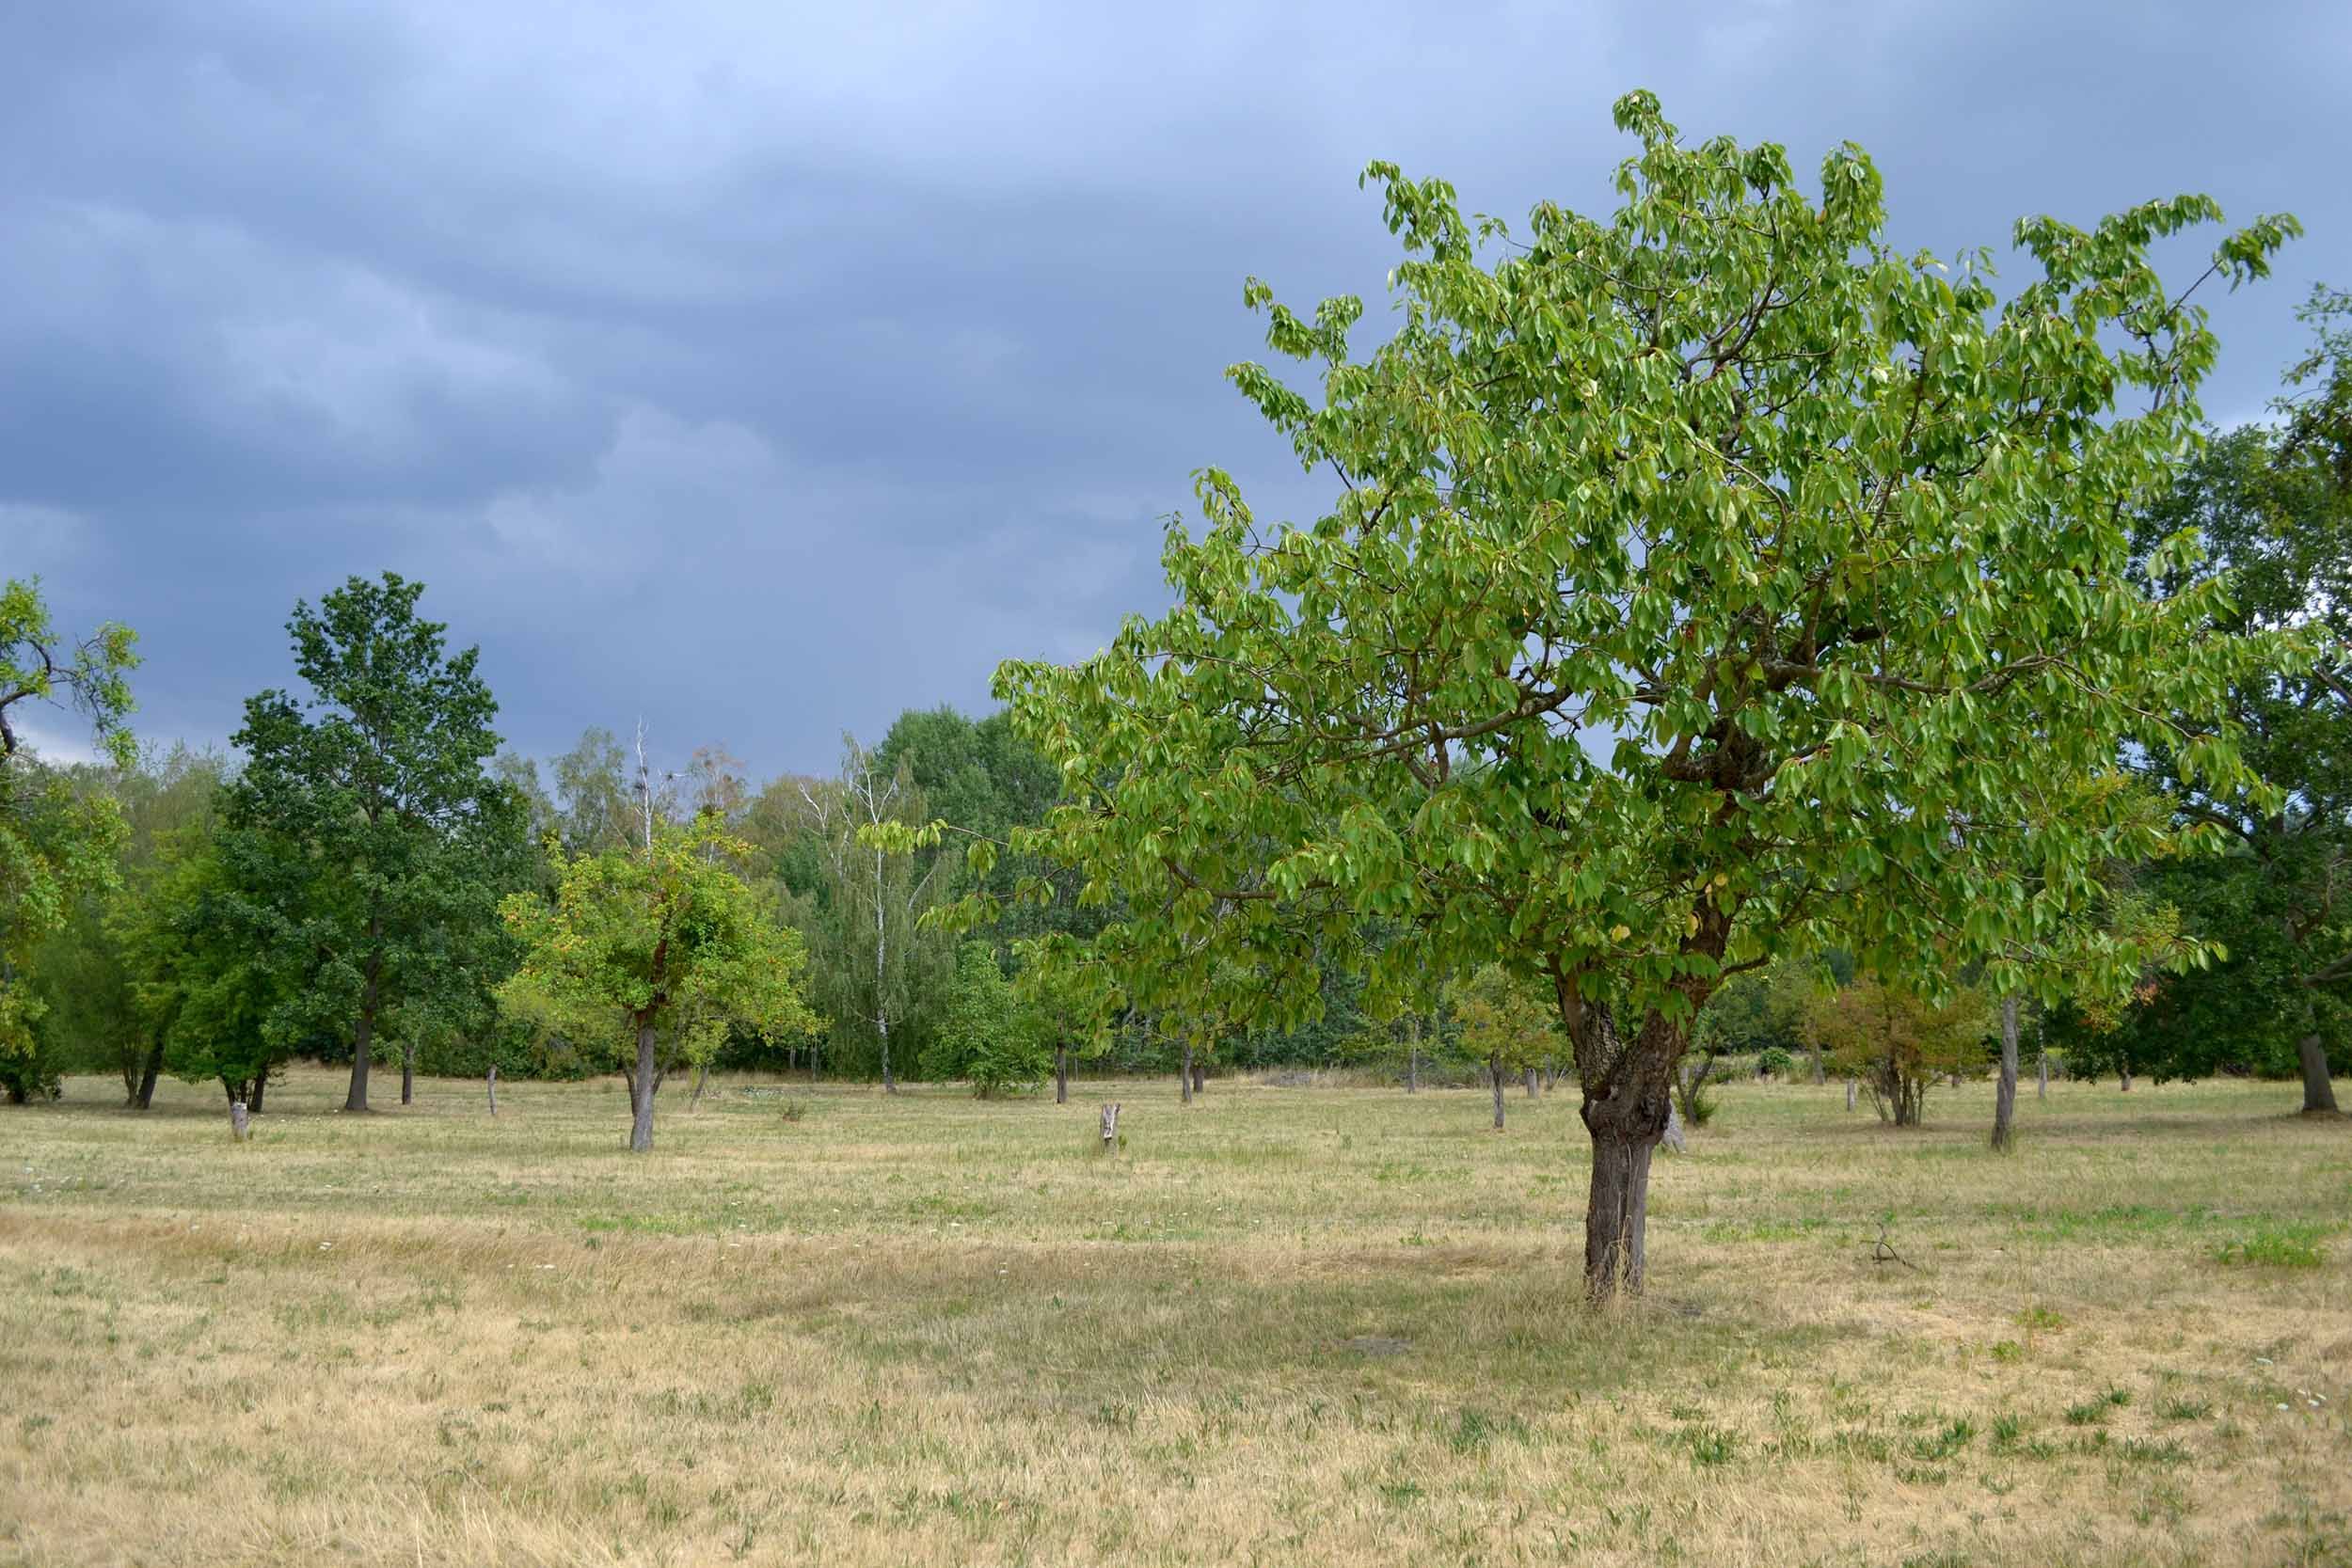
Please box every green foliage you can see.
[1,579,139,1099]
[990,88,2295,1206]
[2105,303,2352,1092]
[226,574,530,1100]
[1449,964,1559,1072]
[1756,1046,1795,1078]
[924,942,1050,1096]
[499,819,817,1092]
[1805,975,1994,1126]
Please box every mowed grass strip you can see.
[3,1069,2347,1566]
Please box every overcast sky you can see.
[7,1,2344,779]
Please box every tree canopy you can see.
[993,91,2298,1297]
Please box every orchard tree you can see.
[1452,964,1561,1130]
[1804,975,1993,1126]
[1012,935,1120,1102]
[230,574,528,1112]
[500,819,815,1150]
[1,579,137,1100]
[994,93,2296,1300]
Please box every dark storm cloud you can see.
[5,0,2344,779]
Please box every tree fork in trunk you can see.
[628,1018,659,1151]
[1991,994,2021,1153]
[1581,1085,1664,1304]
[2297,1032,2339,1115]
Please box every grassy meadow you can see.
[2,1067,2347,1567]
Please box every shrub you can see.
[924,943,1052,1097]
[1756,1047,1795,1078]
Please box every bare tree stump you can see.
[1100,1102,1120,1149]
[486,1065,499,1117]
[229,1101,250,1142]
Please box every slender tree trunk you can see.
[2297,1032,2339,1115]
[1191,1059,1205,1095]
[880,1023,895,1095]
[1406,1013,1421,1093]
[1055,1044,1069,1104]
[345,944,381,1112]
[628,1018,659,1151]
[248,1071,266,1116]
[1991,994,2020,1153]
[691,1061,709,1109]
[1845,1077,1856,1113]
[400,1042,415,1106]
[808,1041,818,1085]
[2037,1047,2048,1100]
[1810,1046,1824,1085]
[486,1065,499,1117]
[1180,1041,1193,1105]
[1524,1066,1539,1099]
[1489,1054,1504,1131]
[131,1042,162,1110]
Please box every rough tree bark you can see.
[1991,994,2021,1153]
[1055,1044,1069,1104]
[2297,1032,2339,1115]
[628,1017,659,1152]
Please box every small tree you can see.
[1806,976,1993,1127]
[1013,935,1120,1102]
[925,942,1051,1096]
[1451,964,1560,1130]
[500,820,815,1150]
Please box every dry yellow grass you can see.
[2,1067,2346,1566]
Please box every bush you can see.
[1756,1046,1794,1078]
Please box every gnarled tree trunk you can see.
[1991,994,2020,1153]
[2298,1032,2339,1115]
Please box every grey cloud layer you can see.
[5,0,2343,777]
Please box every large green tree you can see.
[994,93,2294,1300]
[229,574,527,1112]
[1,579,137,1101]
[2123,290,2352,1112]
